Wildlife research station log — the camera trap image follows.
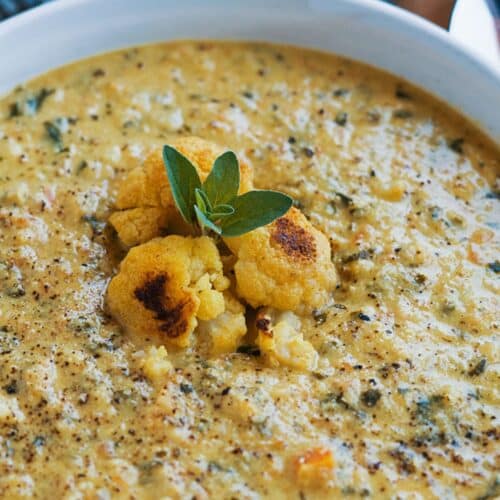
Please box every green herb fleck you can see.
[180,383,194,394]
[361,389,381,407]
[44,121,63,151]
[395,86,412,100]
[485,190,500,200]
[468,358,487,376]
[33,436,45,448]
[25,88,54,115]
[342,249,373,264]
[81,215,106,236]
[393,109,413,119]
[448,138,464,154]
[335,111,348,126]
[334,191,353,206]
[10,88,54,118]
[333,88,349,97]
[414,394,444,423]
[487,261,500,273]
[8,102,21,118]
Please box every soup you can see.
[0,41,498,499]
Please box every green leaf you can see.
[163,145,201,224]
[220,190,293,237]
[195,188,209,213]
[209,204,235,220]
[194,205,222,235]
[203,151,240,206]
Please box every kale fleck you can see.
[81,214,106,237]
[8,102,21,118]
[361,389,381,407]
[448,138,464,154]
[395,86,412,100]
[334,191,353,206]
[44,120,63,151]
[485,190,500,200]
[393,109,413,119]
[468,358,487,376]
[33,436,45,448]
[3,380,17,394]
[180,383,194,394]
[333,88,349,97]
[342,249,374,264]
[487,261,500,273]
[25,88,55,115]
[429,206,442,219]
[414,394,444,423]
[335,111,348,126]
[9,88,54,117]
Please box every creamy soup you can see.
[0,41,498,499]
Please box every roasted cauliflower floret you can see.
[107,235,231,347]
[110,136,253,246]
[255,308,319,371]
[224,207,337,312]
[108,207,168,248]
[198,292,247,355]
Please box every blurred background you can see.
[1,0,499,64]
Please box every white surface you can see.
[0,0,499,141]
[450,0,500,67]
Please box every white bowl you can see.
[1,0,499,141]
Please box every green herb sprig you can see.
[163,145,292,237]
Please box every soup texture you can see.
[0,42,498,499]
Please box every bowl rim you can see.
[1,0,499,81]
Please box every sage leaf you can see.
[163,145,201,224]
[203,151,239,206]
[221,190,292,237]
[209,204,235,220]
[195,188,209,213]
[198,188,213,212]
[194,205,222,235]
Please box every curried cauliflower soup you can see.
[0,41,499,499]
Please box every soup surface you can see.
[0,41,498,499]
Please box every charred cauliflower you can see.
[255,308,319,371]
[109,136,253,246]
[224,207,337,313]
[107,235,235,348]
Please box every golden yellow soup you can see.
[0,41,498,499]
